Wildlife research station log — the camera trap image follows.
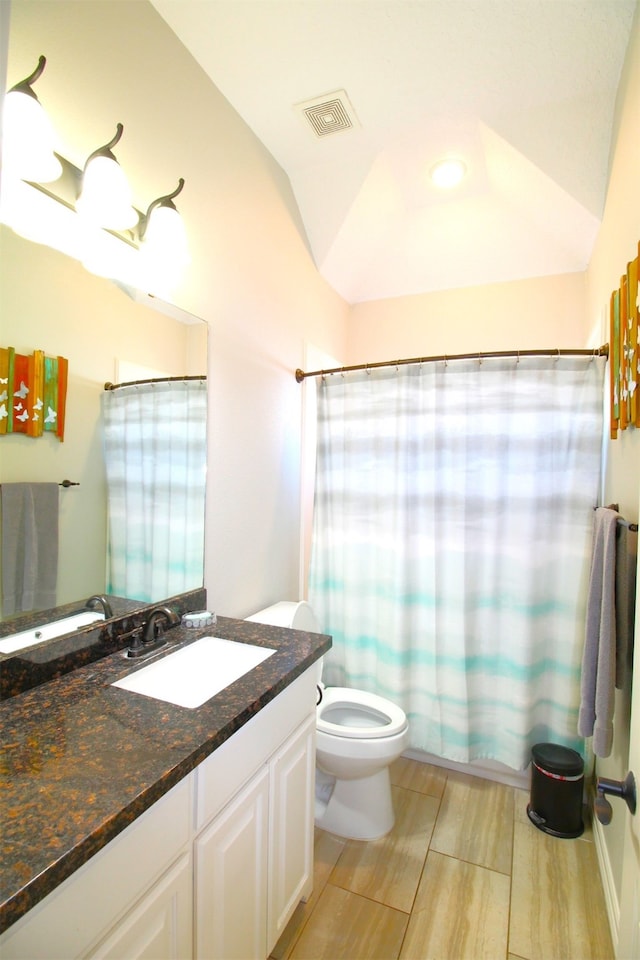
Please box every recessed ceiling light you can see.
[429,158,467,189]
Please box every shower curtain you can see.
[103,379,207,603]
[309,356,605,770]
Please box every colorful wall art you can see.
[610,242,639,438]
[0,347,68,441]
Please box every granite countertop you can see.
[0,616,331,935]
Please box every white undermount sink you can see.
[0,611,105,655]
[112,636,276,709]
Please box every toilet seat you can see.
[317,687,408,740]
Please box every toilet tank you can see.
[246,601,325,689]
[245,600,320,633]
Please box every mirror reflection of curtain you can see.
[309,356,605,771]
[103,379,207,603]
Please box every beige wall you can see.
[347,271,589,362]
[3,0,349,619]
[586,3,640,911]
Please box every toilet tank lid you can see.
[245,600,320,633]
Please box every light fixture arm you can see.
[9,54,47,99]
[146,178,185,217]
[84,123,125,168]
[140,178,185,238]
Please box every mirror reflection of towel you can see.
[1,483,59,616]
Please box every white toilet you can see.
[246,600,409,841]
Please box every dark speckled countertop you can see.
[0,616,331,935]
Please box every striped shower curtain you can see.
[103,379,207,603]
[309,356,605,770]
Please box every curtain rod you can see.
[104,374,206,391]
[295,344,610,383]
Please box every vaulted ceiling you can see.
[151,0,636,304]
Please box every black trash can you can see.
[527,742,584,838]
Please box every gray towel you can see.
[615,523,636,689]
[578,507,618,757]
[1,483,59,616]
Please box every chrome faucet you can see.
[143,606,180,645]
[86,595,114,619]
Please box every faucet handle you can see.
[126,626,145,656]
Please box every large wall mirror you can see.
[0,223,208,624]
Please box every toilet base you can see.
[315,767,395,840]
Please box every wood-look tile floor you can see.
[270,757,614,960]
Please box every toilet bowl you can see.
[246,601,409,841]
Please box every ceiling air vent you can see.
[297,90,358,138]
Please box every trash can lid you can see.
[531,742,584,776]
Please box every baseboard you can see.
[593,813,620,953]
[404,748,529,790]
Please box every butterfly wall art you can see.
[609,241,639,439]
[0,347,68,441]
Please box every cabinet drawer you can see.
[195,667,316,830]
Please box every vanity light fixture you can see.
[1,56,189,297]
[2,55,62,183]
[76,124,138,230]
[429,157,467,190]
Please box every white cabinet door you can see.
[87,852,192,960]
[267,714,315,952]
[195,766,270,960]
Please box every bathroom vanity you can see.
[0,612,330,959]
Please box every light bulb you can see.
[2,89,62,183]
[429,158,467,190]
[76,155,138,229]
